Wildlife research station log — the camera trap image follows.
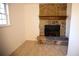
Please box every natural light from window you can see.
[0,3,9,26]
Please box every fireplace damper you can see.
[44,25,60,36]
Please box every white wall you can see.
[23,4,39,41]
[65,4,72,37]
[0,4,26,55]
[67,3,79,56]
[0,4,39,55]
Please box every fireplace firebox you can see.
[44,25,60,36]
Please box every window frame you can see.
[0,3,10,27]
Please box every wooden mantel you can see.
[39,16,67,20]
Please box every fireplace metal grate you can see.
[44,25,60,36]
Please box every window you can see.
[0,3,10,26]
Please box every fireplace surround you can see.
[38,19,68,45]
[39,20,66,36]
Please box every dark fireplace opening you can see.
[44,25,60,36]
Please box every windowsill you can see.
[0,24,11,27]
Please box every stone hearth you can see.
[37,36,68,45]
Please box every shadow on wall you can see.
[0,28,9,56]
[0,28,5,55]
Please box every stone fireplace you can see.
[37,3,68,45]
[39,19,66,36]
[37,19,68,45]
